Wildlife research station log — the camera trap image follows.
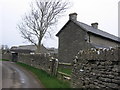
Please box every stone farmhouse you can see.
[56,13,120,63]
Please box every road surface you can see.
[2,61,43,88]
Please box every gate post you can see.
[51,57,58,76]
[11,52,18,62]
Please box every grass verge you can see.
[58,68,72,75]
[16,62,71,88]
[0,59,10,61]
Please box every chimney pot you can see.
[91,22,98,29]
[69,13,77,21]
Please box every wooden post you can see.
[11,52,18,62]
[51,57,58,76]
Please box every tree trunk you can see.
[36,45,41,53]
[36,38,42,53]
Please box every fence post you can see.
[51,57,58,76]
[55,59,58,76]
[11,52,18,62]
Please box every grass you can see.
[16,62,71,88]
[0,59,10,61]
[58,68,72,75]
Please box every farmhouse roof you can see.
[10,45,58,53]
[10,45,47,53]
[56,15,120,43]
[74,20,120,42]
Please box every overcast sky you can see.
[0,0,119,48]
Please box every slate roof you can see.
[56,20,120,43]
[10,45,48,53]
[10,45,58,53]
[18,45,37,51]
[10,49,33,53]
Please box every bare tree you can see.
[1,45,9,50]
[18,0,69,53]
[1,45,9,54]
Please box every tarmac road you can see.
[2,61,43,88]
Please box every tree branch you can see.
[18,0,69,52]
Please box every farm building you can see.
[56,13,120,63]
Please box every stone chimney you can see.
[91,22,98,29]
[69,13,77,21]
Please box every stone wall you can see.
[72,47,120,89]
[2,53,58,75]
[90,34,119,48]
[2,53,11,60]
[18,53,58,75]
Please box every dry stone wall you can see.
[2,53,11,60]
[72,47,120,89]
[2,53,58,75]
[18,53,58,75]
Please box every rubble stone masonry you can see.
[72,47,120,88]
